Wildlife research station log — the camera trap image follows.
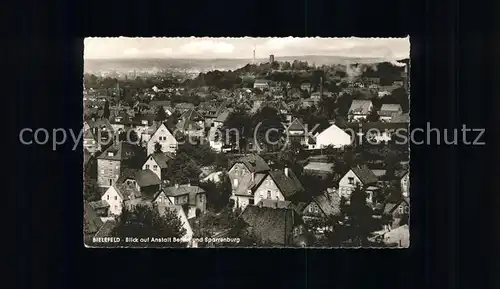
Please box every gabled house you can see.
[123,169,162,200]
[155,184,206,219]
[285,118,312,147]
[307,122,352,150]
[300,190,342,221]
[83,127,101,154]
[147,123,178,155]
[382,197,410,229]
[87,119,114,147]
[348,100,373,122]
[252,168,305,205]
[379,104,403,122]
[338,165,380,203]
[228,154,271,209]
[240,205,309,247]
[142,152,173,181]
[101,182,141,215]
[96,141,142,188]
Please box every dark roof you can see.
[114,182,142,200]
[149,100,172,107]
[94,220,116,238]
[231,154,270,173]
[312,192,341,216]
[88,200,110,210]
[134,169,161,188]
[161,184,205,197]
[240,206,301,245]
[287,118,305,132]
[383,198,409,215]
[84,203,104,235]
[351,165,379,185]
[148,152,173,169]
[97,141,139,161]
[256,199,294,209]
[267,169,305,199]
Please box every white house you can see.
[338,166,379,203]
[307,123,352,150]
[379,104,403,122]
[101,183,141,216]
[147,123,178,155]
[142,152,173,181]
[348,100,373,122]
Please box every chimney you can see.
[175,183,179,188]
[284,167,289,177]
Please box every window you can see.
[267,190,271,199]
[249,198,254,205]
[399,206,405,214]
[107,195,109,200]
[114,196,117,200]
[259,191,263,198]
[153,165,158,169]
[145,164,150,169]
[109,179,113,186]
[114,205,118,210]
[348,177,354,185]
[199,195,203,203]
[233,179,239,187]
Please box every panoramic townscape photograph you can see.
[83,37,410,248]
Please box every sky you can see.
[84,37,410,60]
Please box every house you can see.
[390,113,410,123]
[155,184,206,219]
[400,171,410,197]
[285,118,314,147]
[87,119,114,147]
[307,122,352,150]
[379,104,403,122]
[252,168,305,205]
[240,205,309,247]
[338,165,379,203]
[87,200,110,217]
[228,154,271,209]
[301,191,342,221]
[382,197,410,229]
[96,141,142,188]
[348,100,373,121]
[382,224,409,247]
[142,152,173,181]
[101,182,141,215]
[147,123,178,155]
[176,108,205,137]
[253,79,269,90]
[303,161,334,179]
[123,169,162,200]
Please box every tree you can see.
[345,184,374,246]
[111,204,187,248]
[199,173,232,212]
[166,152,202,184]
[221,108,252,151]
[366,106,380,122]
[103,100,110,119]
[155,105,167,122]
[84,177,101,202]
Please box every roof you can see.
[266,169,304,199]
[134,169,161,188]
[148,152,173,169]
[304,162,334,173]
[88,200,110,210]
[390,113,410,123]
[351,165,378,185]
[383,224,409,247]
[233,172,267,196]
[256,199,294,209]
[97,141,139,161]
[287,118,305,132]
[149,100,172,107]
[231,154,270,173]
[254,79,269,84]
[175,102,195,110]
[84,203,104,235]
[180,108,205,122]
[348,100,373,115]
[379,104,402,116]
[114,182,142,200]
[371,169,387,177]
[383,198,410,214]
[93,220,116,238]
[312,192,341,216]
[176,118,203,132]
[161,184,205,197]
[215,109,230,123]
[240,206,300,245]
